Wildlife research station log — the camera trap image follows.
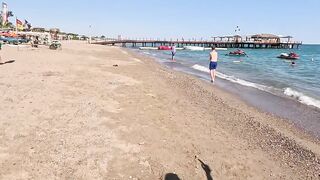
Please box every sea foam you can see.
[284,88,320,109]
[192,64,320,109]
[192,64,271,91]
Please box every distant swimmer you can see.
[209,47,218,83]
[171,43,176,61]
[291,61,296,66]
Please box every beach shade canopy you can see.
[219,35,242,38]
[251,34,279,39]
[221,35,236,38]
[233,35,242,38]
[280,36,293,39]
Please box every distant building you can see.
[212,35,242,42]
[32,27,46,33]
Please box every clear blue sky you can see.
[6,0,320,43]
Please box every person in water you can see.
[209,47,218,83]
[171,43,176,61]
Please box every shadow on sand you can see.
[198,159,213,180]
[164,159,213,180]
[0,60,15,65]
[164,173,181,180]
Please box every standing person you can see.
[34,36,39,48]
[171,43,176,61]
[209,47,218,83]
[0,41,3,65]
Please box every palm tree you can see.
[5,22,15,29]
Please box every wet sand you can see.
[0,41,319,179]
[156,60,320,139]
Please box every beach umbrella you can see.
[0,32,11,37]
[9,32,18,37]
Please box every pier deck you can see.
[92,39,302,49]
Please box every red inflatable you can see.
[158,46,172,50]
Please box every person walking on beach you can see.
[209,47,218,83]
[171,43,176,61]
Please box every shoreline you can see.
[0,41,319,179]
[133,46,320,110]
[131,48,320,139]
[126,47,320,142]
[123,47,320,178]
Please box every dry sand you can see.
[0,41,319,179]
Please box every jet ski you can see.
[277,52,299,60]
[226,49,247,56]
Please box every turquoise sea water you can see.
[140,45,320,109]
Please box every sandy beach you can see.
[0,41,319,179]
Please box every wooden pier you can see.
[92,39,302,49]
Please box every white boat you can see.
[204,47,228,51]
[184,46,205,51]
[139,47,158,50]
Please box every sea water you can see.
[139,45,320,109]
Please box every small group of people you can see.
[171,44,218,84]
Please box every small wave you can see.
[192,64,272,91]
[284,88,320,109]
[192,64,320,109]
[192,64,210,73]
[143,52,158,57]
